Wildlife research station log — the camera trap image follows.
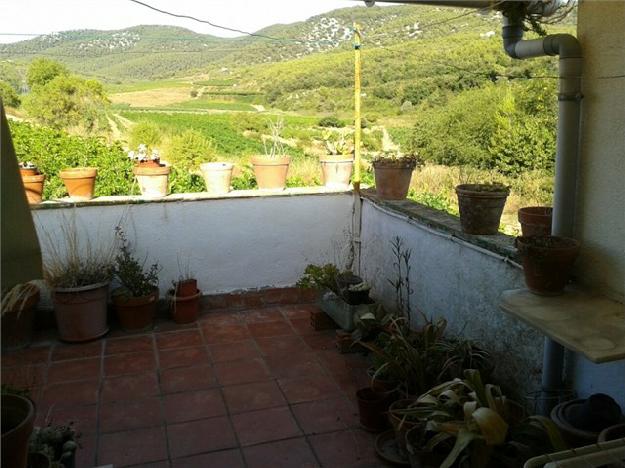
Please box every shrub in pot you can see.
[518,206,553,236]
[372,151,420,200]
[455,183,510,235]
[1,282,40,351]
[516,235,580,296]
[112,227,160,331]
[19,162,45,204]
[129,144,171,198]
[1,393,35,468]
[251,119,290,190]
[59,167,97,201]
[319,130,354,190]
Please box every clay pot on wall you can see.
[1,394,36,468]
[1,286,39,351]
[133,164,171,198]
[455,183,509,235]
[320,155,353,190]
[59,167,97,201]
[372,159,417,200]
[518,206,553,236]
[52,282,109,342]
[200,162,233,195]
[112,288,159,331]
[251,155,290,190]
[21,173,45,204]
[516,235,580,296]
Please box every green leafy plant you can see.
[371,150,422,167]
[317,116,345,128]
[296,263,340,294]
[113,226,160,298]
[322,129,353,157]
[29,422,80,468]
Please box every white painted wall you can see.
[32,194,355,295]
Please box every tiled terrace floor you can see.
[2,303,394,468]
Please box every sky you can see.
[0,0,371,44]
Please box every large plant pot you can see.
[1,287,39,351]
[200,162,233,195]
[174,279,198,297]
[133,165,170,198]
[456,184,509,235]
[59,167,97,201]
[320,156,353,190]
[373,160,416,200]
[21,173,45,204]
[356,387,392,432]
[251,155,290,190]
[1,394,36,468]
[169,290,201,324]
[113,288,159,331]
[52,282,109,342]
[519,206,553,236]
[516,236,580,296]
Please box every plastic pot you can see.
[251,155,290,190]
[52,282,109,342]
[113,288,159,331]
[200,162,233,195]
[133,165,170,198]
[1,287,39,351]
[518,206,553,236]
[21,173,45,204]
[320,155,353,190]
[356,387,392,432]
[170,289,201,324]
[59,167,97,201]
[516,236,580,296]
[373,160,416,200]
[1,394,35,468]
[174,279,198,297]
[455,184,509,235]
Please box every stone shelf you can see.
[500,288,625,363]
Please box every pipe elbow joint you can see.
[502,24,524,59]
[543,34,582,59]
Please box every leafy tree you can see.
[0,81,20,107]
[26,58,69,88]
[166,129,216,171]
[128,121,162,149]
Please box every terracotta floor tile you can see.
[41,379,99,407]
[99,397,162,433]
[47,404,98,435]
[255,335,307,356]
[231,406,301,446]
[100,373,160,402]
[248,320,294,338]
[214,358,271,386]
[98,426,168,467]
[104,351,156,377]
[283,304,318,320]
[291,396,359,434]
[302,332,337,351]
[223,380,286,414]
[47,357,101,383]
[159,346,209,369]
[160,365,217,394]
[156,329,203,350]
[106,335,154,355]
[289,318,316,336]
[243,438,319,468]
[2,364,47,388]
[264,353,326,380]
[163,389,226,423]
[51,341,103,361]
[1,346,50,367]
[172,449,245,468]
[241,307,285,323]
[167,416,237,459]
[208,340,260,363]
[278,375,341,404]
[202,323,251,344]
[309,429,382,468]
[199,311,243,326]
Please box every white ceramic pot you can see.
[320,156,354,190]
[200,162,234,195]
[133,165,171,198]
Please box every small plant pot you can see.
[319,155,353,190]
[356,387,392,432]
[251,155,290,190]
[59,167,97,201]
[113,288,159,331]
[373,160,417,200]
[174,279,198,297]
[367,366,399,394]
[1,394,35,468]
[21,173,45,204]
[200,162,234,195]
[598,423,625,442]
[170,290,201,324]
[519,206,553,236]
[389,399,420,455]
[52,282,109,342]
[516,236,580,296]
[1,287,39,351]
[551,399,605,447]
[133,164,171,198]
[455,184,509,235]
[19,167,38,177]
[343,288,371,306]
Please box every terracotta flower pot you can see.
[170,289,201,324]
[19,167,38,177]
[516,236,580,296]
[59,167,97,201]
[174,279,198,297]
[373,160,417,200]
[320,156,353,190]
[133,165,170,198]
[113,288,159,331]
[519,206,553,236]
[21,173,45,204]
[357,387,393,432]
[200,162,233,195]
[52,282,109,342]
[1,394,36,468]
[455,184,510,235]
[1,287,39,351]
[251,155,290,190]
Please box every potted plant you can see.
[319,130,354,190]
[200,161,234,195]
[518,206,553,236]
[129,144,171,198]
[168,259,201,324]
[1,392,35,468]
[29,422,80,468]
[371,151,421,200]
[19,162,45,204]
[455,183,510,235]
[112,227,160,331]
[43,221,115,342]
[516,235,580,295]
[59,167,97,201]
[1,282,40,350]
[251,119,290,190]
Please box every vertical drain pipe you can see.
[503,16,583,414]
